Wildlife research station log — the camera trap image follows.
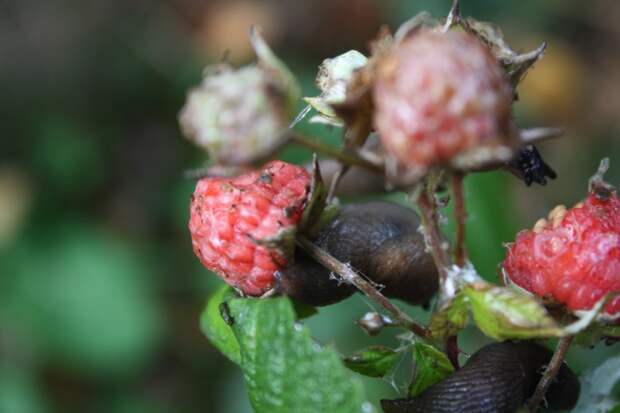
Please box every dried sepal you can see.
[252,226,298,264]
[299,155,339,237]
[463,17,546,92]
[588,157,616,200]
[394,12,436,42]
[302,50,368,127]
[330,27,395,150]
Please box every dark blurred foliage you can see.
[1,1,619,412]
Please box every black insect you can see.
[507,145,557,186]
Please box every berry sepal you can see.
[299,156,340,238]
[462,17,546,92]
[301,50,368,127]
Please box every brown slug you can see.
[381,341,580,413]
[277,201,439,307]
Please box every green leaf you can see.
[428,292,469,340]
[409,342,454,397]
[608,405,620,413]
[228,296,374,413]
[464,283,562,340]
[344,346,399,378]
[573,356,620,413]
[200,284,241,365]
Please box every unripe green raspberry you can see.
[179,29,299,165]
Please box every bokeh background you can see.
[1,0,620,412]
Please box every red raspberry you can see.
[503,193,620,316]
[373,30,513,175]
[189,161,311,296]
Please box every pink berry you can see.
[373,30,513,175]
[189,161,311,295]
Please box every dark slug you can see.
[381,341,580,413]
[277,201,439,306]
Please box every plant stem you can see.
[452,172,467,267]
[414,178,462,363]
[526,336,574,412]
[445,335,460,370]
[297,235,429,339]
[416,187,451,284]
[289,133,383,173]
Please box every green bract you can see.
[409,342,454,397]
[464,283,562,340]
[344,346,399,378]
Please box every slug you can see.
[381,341,580,413]
[277,201,439,306]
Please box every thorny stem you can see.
[289,133,383,174]
[415,185,451,285]
[415,178,460,363]
[297,235,430,339]
[526,336,574,413]
[447,169,465,367]
[452,172,467,267]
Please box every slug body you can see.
[277,201,439,306]
[381,341,580,413]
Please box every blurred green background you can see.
[1,0,619,412]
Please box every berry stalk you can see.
[452,172,468,267]
[297,235,429,338]
[526,335,574,413]
[415,183,451,286]
[289,133,383,173]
